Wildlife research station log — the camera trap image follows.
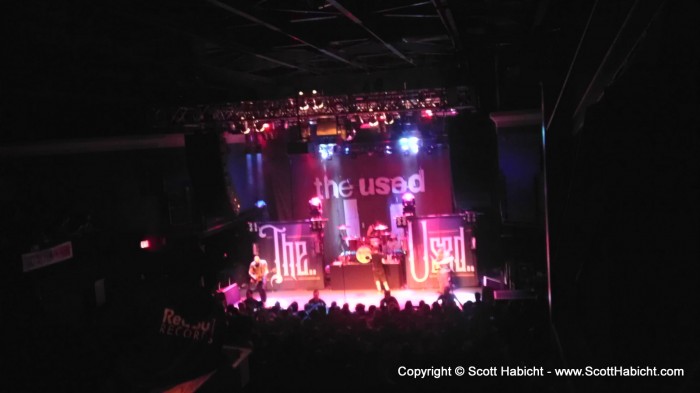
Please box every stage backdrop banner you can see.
[406,215,478,289]
[256,220,323,290]
[289,150,454,262]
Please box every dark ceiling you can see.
[3,0,644,142]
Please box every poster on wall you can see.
[405,215,478,289]
[256,220,324,290]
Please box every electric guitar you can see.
[249,263,272,285]
[432,256,454,274]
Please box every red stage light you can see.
[140,240,150,249]
[421,109,434,118]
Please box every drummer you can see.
[366,220,388,238]
[366,220,389,252]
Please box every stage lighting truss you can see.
[162,87,473,131]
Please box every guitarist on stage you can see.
[248,255,269,303]
[432,247,454,293]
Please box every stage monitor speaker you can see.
[493,290,537,300]
[185,132,240,219]
[481,286,494,303]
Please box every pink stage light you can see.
[140,240,150,249]
[421,109,434,118]
[402,192,415,203]
[309,196,322,208]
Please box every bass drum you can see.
[356,245,373,264]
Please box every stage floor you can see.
[262,287,483,310]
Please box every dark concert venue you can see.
[2,0,698,391]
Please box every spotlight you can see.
[309,196,322,218]
[398,137,420,154]
[408,136,420,154]
[308,196,326,231]
[242,122,252,135]
[312,89,317,95]
[255,122,270,133]
[399,137,410,153]
[318,143,336,160]
[298,91,304,96]
[255,200,267,209]
[402,192,416,216]
[140,240,150,249]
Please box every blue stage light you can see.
[408,136,420,154]
[318,143,336,160]
[399,137,420,154]
[399,137,410,152]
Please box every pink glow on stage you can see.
[140,240,150,249]
[309,196,322,207]
[401,192,415,203]
[262,288,482,310]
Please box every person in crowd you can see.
[243,289,263,312]
[437,286,462,310]
[305,289,327,313]
[380,290,400,311]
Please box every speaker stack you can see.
[185,132,240,222]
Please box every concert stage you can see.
[262,287,483,310]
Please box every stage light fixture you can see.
[254,122,270,133]
[399,137,410,152]
[408,137,420,154]
[309,196,323,218]
[140,240,150,249]
[318,143,336,160]
[398,137,420,154]
[242,122,252,135]
[255,200,267,209]
[402,192,416,216]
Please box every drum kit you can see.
[341,223,396,264]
